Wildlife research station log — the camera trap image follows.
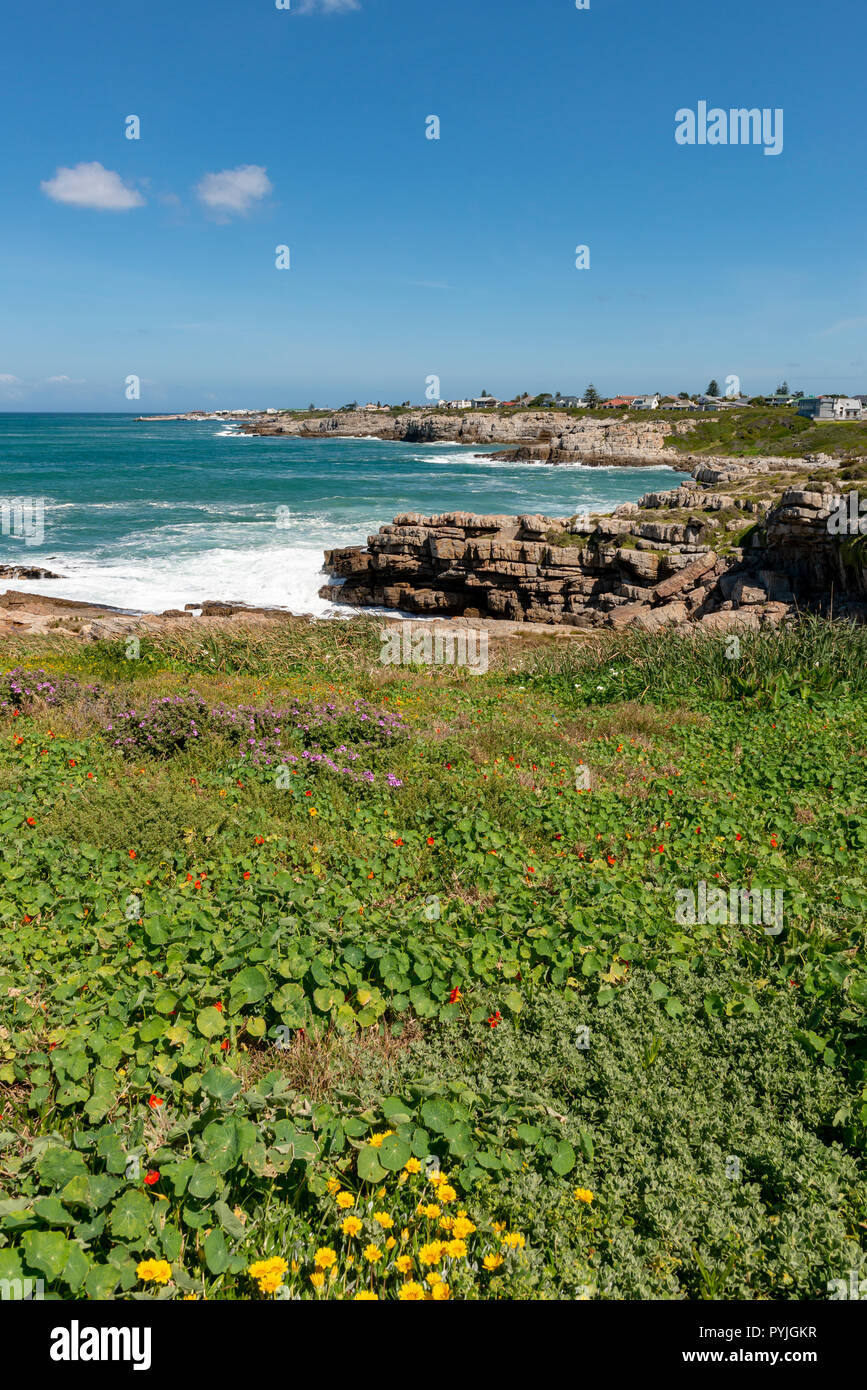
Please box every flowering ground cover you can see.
[0,619,865,1300]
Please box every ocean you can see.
[0,413,681,616]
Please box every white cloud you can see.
[45,374,85,384]
[194,165,273,217]
[0,374,23,399]
[40,162,145,211]
[295,0,360,12]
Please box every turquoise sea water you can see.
[0,413,681,615]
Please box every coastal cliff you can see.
[321,454,867,631]
[239,408,696,466]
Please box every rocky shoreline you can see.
[321,454,867,632]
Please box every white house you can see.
[631,395,660,410]
[471,396,500,408]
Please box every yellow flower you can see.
[401,1228,410,1242]
[404,1157,422,1174]
[249,1257,289,1281]
[492,1220,507,1233]
[399,1281,425,1300]
[373,1211,394,1229]
[452,1216,476,1239]
[309,807,318,817]
[136,1259,172,1285]
[419,1241,444,1267]
[431,1281,451,1300]
[363,1244,383,1264]
[574,1187,594,1204]
[428,1170,444,1186]
[439,1184,457,1204]
[314,1247,337,1269]
[310,1272,325,1289]
[422,1204,441,1220]
[342,1216,363,1238]
[376,1187,386,1198]
[385,1236,397,1250]
[326,1177,341,1195]
[439,1217,454,1234]
[257,1272,284,1294]
[335,1192,354,1210]
[501,1232,525,1250]
[369,1130,394,1149]
[445,1238,468,1259]
[483,1254,504,1271]
[425,1272,442,1287]
[395,1255,413,1274]
[354,1291,378,1300]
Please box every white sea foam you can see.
[8,543,356,617]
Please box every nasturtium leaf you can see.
[551,1140,576,1176]
[357,1147,387,1183]
[22,1230,71,1281]
[378,1134,412,1171]
[109,1190,152,1241]
[203,1227,230,1275]
[196,1007,225,1038]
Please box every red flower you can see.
[658,845,665,853]
[735,833,742,841]
[87,772,93,779]
[69,759,76,767]
[129,850,136,859]
[147,1095,164,1109]
[144,1171,160,1186]
[26,816,35,827]
[214,1001,223,1012]
[426,836,435,846]
[393,838,404,846]
[770,835,779,848]
[194,880,201,889]
[449,987,462,1003]
[243,871,251,880]
[488,1011,502,1029]
[527,866,535,875]
[254,835,264,845]
[220,1040,229,1051]
[606,855,616,866]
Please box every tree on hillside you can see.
[706,379,720,397]
[776,381,790,396]
[480,389,490,398]
[678,392,689,399]
[584,384,601,408]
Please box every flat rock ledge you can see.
[321,456,867,632]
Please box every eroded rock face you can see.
[242,408,695,465]
[321,454,867,628]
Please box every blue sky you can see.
[1,0,864,410]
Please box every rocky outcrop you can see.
[321,455,867,630]
[240,408,695,465]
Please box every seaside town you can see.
[179,386,867,420]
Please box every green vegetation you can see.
[665,406,867,460]
[0,620,865,1300]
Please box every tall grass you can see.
[518,615,867,706]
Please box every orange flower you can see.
[148,1094,164,1109]
[144,1171,160,1186]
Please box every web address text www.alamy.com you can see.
[683,1350,818,1364]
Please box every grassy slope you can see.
[0,620,865,1300]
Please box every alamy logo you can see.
[827,492,867,535]
[50,1321,152,1370]
[675,881,783,935]
[1,1277,44,1300]
[675,102,783,156]
[0,496,44,546]
[827,1271,867,1300]
[380,623,489,675]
